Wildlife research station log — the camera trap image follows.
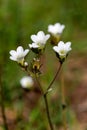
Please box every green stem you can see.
[35,74,44,95]
[35,75,54,130]
[44,94,54,130]
[47,62,62,92]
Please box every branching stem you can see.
[46,62,62,92]
[24,61,63,130]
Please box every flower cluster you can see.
[9,22,72,88]
[9,22,72,130]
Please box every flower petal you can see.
[10,56,17,61]
[24,49,29,56]
[65,42,71,48]
[31,35,38,43]
[58,41,65,48]
[37,31,45,42]
[9,50,17,56]
[65,42,72,51]
[45,34,50,41]
[53,46,59,53]
[37,31,45,37]
[17,46,24,53]
[29,43,39,48]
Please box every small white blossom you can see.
[9,46,29,64]
[48,23,65,35]
[53,41,72,58]
[20,76,34,88]
[29,31,50,49]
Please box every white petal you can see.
[58,41,65,47]
[53,46,59,53]
[55,23,60,26]
[37,31,45,42]
[58,25,65,34]
[31,35,38,43]
[48,25,53,31]
[65,42,71,48]
[24,49,29,56]
[9,50,17,57]
[29,44,32,48]
[29,43,39,48]
[65,42,72,51]
[10,56,17,61]
[48,25,55,33]
[17,46,24,53]
[37,31,45,37]
[45,34,50,41]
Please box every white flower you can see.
[20,76,34,88]
[53,41,72,58]
[9,46,29,64]
[29,31,50,49]
[48,23,65,35]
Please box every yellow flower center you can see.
[60,50,65,54]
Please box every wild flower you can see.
[48,23,65,35]
[53,41,72,59]
[9,46,29,65]
[29,31,50,49]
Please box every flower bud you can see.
[20,76,34,89]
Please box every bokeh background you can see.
[0,0,87,129]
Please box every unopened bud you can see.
[24,62,28,67]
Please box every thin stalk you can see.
[47,62,62,91]
[35,74,44,95]
[44,94,54,130]
[43,62,63,130]
[35,75,54,130]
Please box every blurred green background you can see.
[0,0,87,129]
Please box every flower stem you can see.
[47,62,62,92]
[35,75,54,130]
[43,63,62,130]
[35,74,44,95]
[44,94,54,130]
